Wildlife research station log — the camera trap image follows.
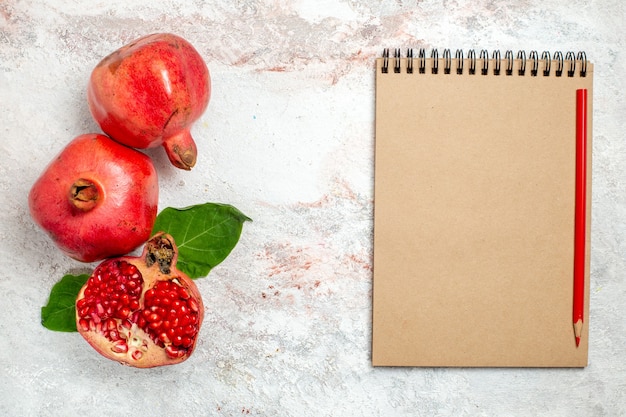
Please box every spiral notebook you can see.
[372,48,593,367]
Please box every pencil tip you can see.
[573,319,583,347]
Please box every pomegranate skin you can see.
[87,33,211,170]
[28,133,158,263]
[76,233,205,368]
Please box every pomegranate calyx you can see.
[69,178,100,211]
[145,233,176,274]
[162,129,197,171]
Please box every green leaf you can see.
[41,203,250,333]
[41,273,89,332]
[152,203,251,279]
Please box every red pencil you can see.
[573,88,588,347]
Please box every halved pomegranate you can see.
[75,233,204,368]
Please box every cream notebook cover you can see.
[372,49,593,367]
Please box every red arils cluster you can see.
[139,280,201,358]
[77,260,143,330]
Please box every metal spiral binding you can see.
[542,51,551,76]
[493,50,501,75]
[407,48,414,74]
[554,51,564,76]
[480,50,489,75]
[418,48,426,74]
[381,48,588,77]
[382,48,389,74]
[431,49,439,74]
[517,50,526,76]
[393,48,402,73]
[505,50,514,75]
[529,50,539,76]
[577,51,587,77]
[455,49,464,74]
[468,49,476,74]
[443,49,452,74]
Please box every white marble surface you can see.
[1,0,625,415]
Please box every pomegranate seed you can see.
[183,324,195,335]
[111,340,128,353]
[78,319,89,332]
[120,262,135,274]
[181,337,193,348]
[149,320,162,330]
[148,312,160,322]
[188,298,199,312]
[117,307,131,319]
[132,350,143,360]
[91,313,101,325]
[165,345,185,359]
[177,287,190,300]
[120,293,129,305]
[179,314,195,327]
[105,319,116,331]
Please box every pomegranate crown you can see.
[144,233,177,274]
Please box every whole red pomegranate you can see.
[28,134,158,262]
[76,233,204,368]
[87,33,211,170]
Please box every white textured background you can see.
[1,1,625,416]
